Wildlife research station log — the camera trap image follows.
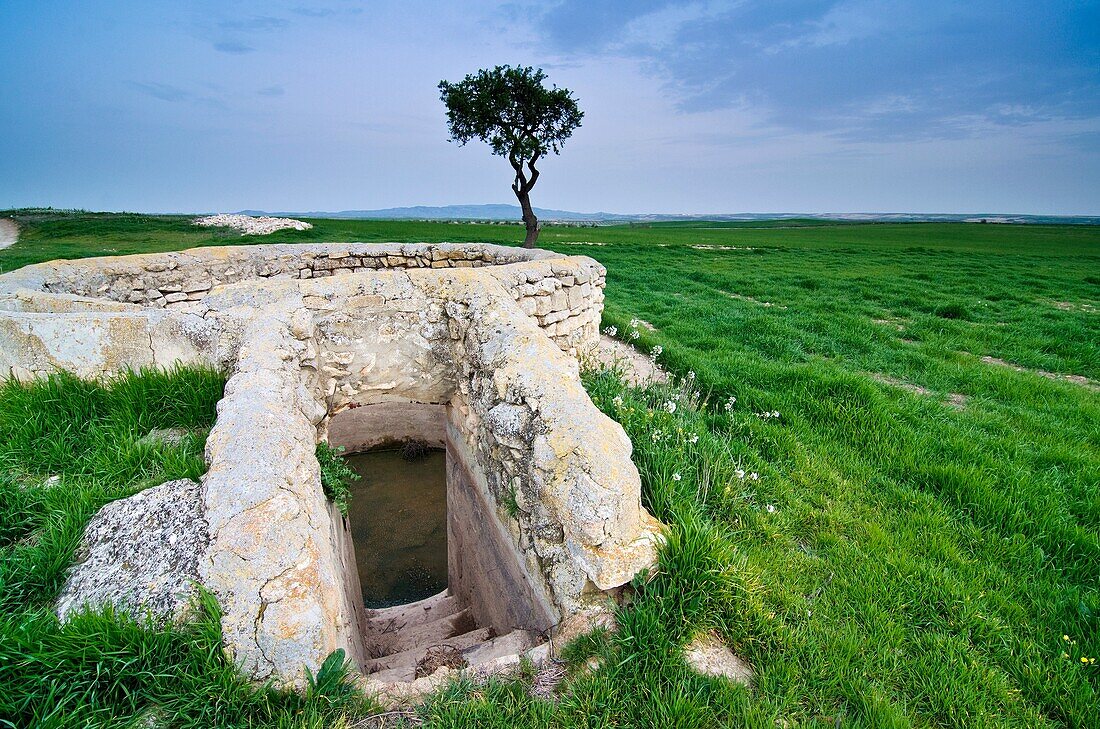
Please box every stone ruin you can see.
[0,243,662,697]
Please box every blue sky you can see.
[1,0,1097,214]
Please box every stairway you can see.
[362,589,543,684]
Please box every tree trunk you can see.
[516,189,539,248]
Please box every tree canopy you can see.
[439,65,582,247]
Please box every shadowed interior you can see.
[324,401,555,676]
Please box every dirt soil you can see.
[0,218,19,250]
[980,355,1098,391]
[585,335,669,386]
[414,645,467,679]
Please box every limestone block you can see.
[56,479,207,624]
[534,278,558,295]
[486,402,532,450]
[183,280,212,293]
[534,297,554,316]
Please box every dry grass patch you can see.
[869,373,968,409]
[724,291,788,309]
[979,355,1098,391]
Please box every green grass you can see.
[0,368,373,727]
[0,211,1097,727]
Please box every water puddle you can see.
[343,448,447,608]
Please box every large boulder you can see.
[56,479,208,624]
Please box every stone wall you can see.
[0,243,604,375]
[0,309,218,381]
[443,283,661,621]
[325,402,447,452]
[199,315,368,681]
[445,419,558,635]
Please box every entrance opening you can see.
[324,400,557,682]
[343,447,447,608]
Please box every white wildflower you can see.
[750,472,760,481]
[629,329,640,340]
[688,371,696,380]
[664,400,677,414]
[735,469,746,479]
[603,325,618,337]
[765,504,776,513]
[688,433,699,444]
[672,473,682,481]
[630,318,640,328]
[612,395,624,407]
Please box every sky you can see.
[1,0,1098,215]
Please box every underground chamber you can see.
[324,400,561,684]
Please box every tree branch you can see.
[508,143,532,195]
[522,152,541,194]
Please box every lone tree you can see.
[439,65,583,248]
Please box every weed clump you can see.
[400,438,430,461]
[934,302,969,319]
[315,443,358,515]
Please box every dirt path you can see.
[0,218,19,250]
[584,335,669,387]
[979,355,1098,391]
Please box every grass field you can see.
[0,210,1097,727]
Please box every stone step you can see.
[462,629,540,668]
[366,627,495,674]
[366,629,541,685]
[366,663,419,685]
[369,607,477,657]
[364,589,461,633]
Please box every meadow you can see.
[0,210,1097,727]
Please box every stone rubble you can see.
[193,214,313,236]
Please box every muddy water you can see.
[343,448,447,608]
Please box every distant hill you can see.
[236,205,1100,225]
[238,204,627,222]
